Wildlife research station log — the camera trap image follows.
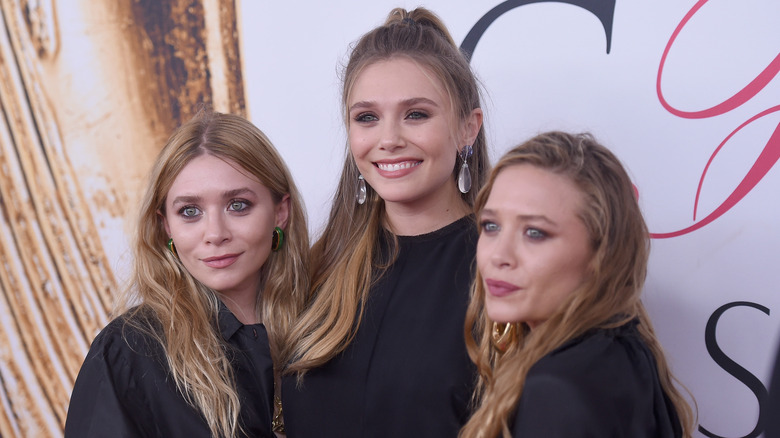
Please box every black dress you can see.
[282,216,478,437]
[64,304,275,438]
[511,320,682,437]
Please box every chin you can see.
[485,306,522,324]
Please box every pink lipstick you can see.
[485,279,520,297]
[202,254,239,269]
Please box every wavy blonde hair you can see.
[460,132,695,438]
[284,7,490,379]
[116,110,309,437]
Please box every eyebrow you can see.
[170,188,255,206]
[480,209,558,226]
[348,97,439,113]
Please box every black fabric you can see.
[765,340,780,437]
[282,216,478,438]
[64,304,274,438]
[511,321,682,437]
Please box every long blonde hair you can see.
[460,132,694,438]
[116,110,309,437]
[284,7,489,378]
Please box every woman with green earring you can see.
[65,110,309,437]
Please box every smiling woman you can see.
[347,57,471,225]
[281,7,489,438]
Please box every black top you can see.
[64,304,275,438]
[282,216,478,438]
[511,320,682,437]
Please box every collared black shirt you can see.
[64,304,274,437]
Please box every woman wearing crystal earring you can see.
[64,110,309,438]
[459,132,695,438]
[282,7,488,438]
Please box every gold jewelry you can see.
[491,321,516,353]
[272,395,285,433]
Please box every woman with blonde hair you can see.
[460,131,694,437]
[65,110,309,437]
[281,6,488,437]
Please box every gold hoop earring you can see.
[491,321,516,353]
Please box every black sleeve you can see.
[510,326,680,438]
[512,371,611,438]
[64,327,146,438]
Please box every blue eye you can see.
[355,113,378,123]
[525,228,547,240]
[480,221,499,233]
[180,206,200,218]
[406,111,428,120]
[228,200,250,212]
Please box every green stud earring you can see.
[167,238,178,257]
[271,227,284,251]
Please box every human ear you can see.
[158,210,171,236]
[275,194,291,229]
[461,107,483,146]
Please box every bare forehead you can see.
[349,57,450,103]
[168,154,263,193]
[487,165,585,213]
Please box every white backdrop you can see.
[242,1,780,436]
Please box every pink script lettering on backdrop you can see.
[653,0,780,239]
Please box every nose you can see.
[379,119,404,152]
[489,232,517,269]
[204,212,231,245]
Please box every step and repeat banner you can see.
[0,0,775,436]
[245,1,779,437]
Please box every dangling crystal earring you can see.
[356,174,367,205]
[458,145,473,194]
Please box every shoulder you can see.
[513,324,661,435]
[83,309,166,370]
[66,310,180,437]
[534,322,652,379]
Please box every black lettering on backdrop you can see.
[459,0,616,60]
[700,301,769,438]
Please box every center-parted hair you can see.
[117,110,309,438]
[460,131,694,438]
[285,7,489,378]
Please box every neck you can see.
[384,185,471,236]
[220,290,259,325]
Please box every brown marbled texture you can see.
[0,0,246,435]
